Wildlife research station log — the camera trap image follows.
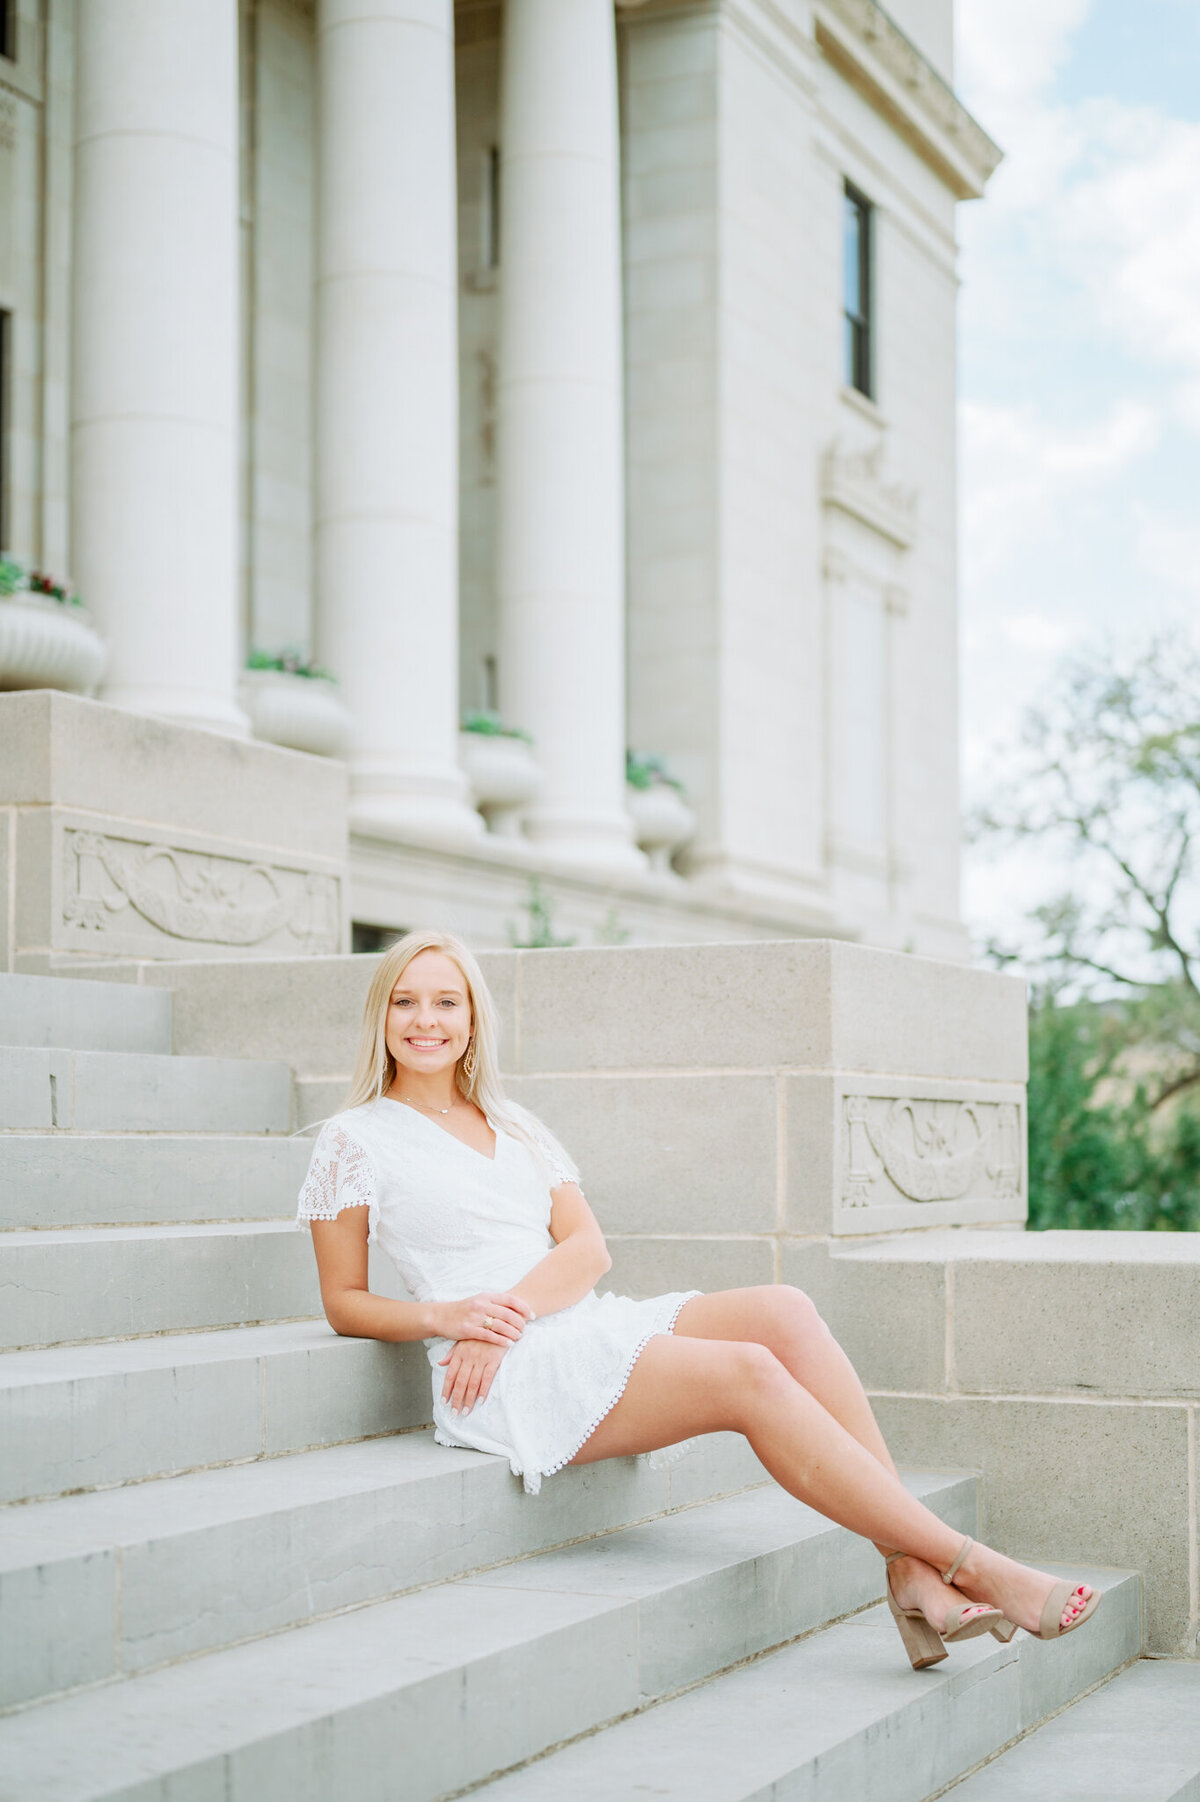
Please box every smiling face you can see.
[384,948,473,1088]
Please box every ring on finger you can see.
[483,1315,494,1329]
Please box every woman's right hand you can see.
[431,1292,534,1346]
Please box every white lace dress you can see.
[296,1098,701,1493]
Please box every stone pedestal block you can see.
[0,691,349,969]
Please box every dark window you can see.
[843,182,873,399]
[352,921,408,955]
[0,3,14,63]
[0,310,10,551]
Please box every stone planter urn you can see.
[0,595,107,693]
[459,730,543,837]
[627,783,695,872]
[238,669,351,758]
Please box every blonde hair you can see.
[343,929,578,1183]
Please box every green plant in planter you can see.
[246,648,336,682]
[595,907,629,946]
[461,709,534,745]
[509,878,577,949]
[30,571,84,607]
[0,558,83,606]
[626,750,685,795]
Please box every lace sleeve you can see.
[296,1121,379,1240]
[517,1107,581,1189]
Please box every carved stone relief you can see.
[821,440,917,548]
[61,830,341,955]
[841,1093,1022,1211]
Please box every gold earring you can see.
[463,1039,477,1082]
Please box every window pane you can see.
[842,182,872,398]
[844,194,861,320]
[844,315,858,390]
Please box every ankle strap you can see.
[941,1537,974,1586]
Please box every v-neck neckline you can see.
[383,1096,500,1164]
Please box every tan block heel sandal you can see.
[942,1536,1101,1642]
[1029,1577,1102,1639]
[884,1538,1006,1670]
[941,1536,1018,1644]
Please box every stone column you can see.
[71,0,246,733]
[314,0,479,845]
[495,0,643,870]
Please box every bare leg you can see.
[571,1333,1092,1635]
[671,1288,987,1629]
[574,1335,970,1576]
[673,1288,897,1473]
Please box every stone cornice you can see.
[814,0,1002,199]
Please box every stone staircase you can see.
[0,972,1195,1801]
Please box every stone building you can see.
[0,0,998,954]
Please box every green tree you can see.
[1026,990,1130,1229]
[978,634,1200,1229]
[1025,988,1200,1231]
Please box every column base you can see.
[522,808,648,876]
[100,685,250,739]
[349,761,485,852]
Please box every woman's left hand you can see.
[439,1338,510,1416]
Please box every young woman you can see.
[299,930,1100,1671]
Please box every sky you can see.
[952,0,1200,950]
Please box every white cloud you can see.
[1176,382,1200,434]
[1136,509,1200,597]
[956,0,1094,211]
[1065,109,1200,389]
[960,397,1158,582]
[957,6,1200,422]
[956,0,1092,114]
[997,612,1081,655]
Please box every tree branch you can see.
[1148,1067,1200,1112]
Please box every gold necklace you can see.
[403,1094,457,1116]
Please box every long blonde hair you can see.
[343,929,578,1182]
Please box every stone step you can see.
[0,1132,312,1229]
[472,1566,1141,1802]
[0,1427,772,1709]
[0,1320,433,1504]
[0,1047,292,1133]
[0,973,172,1055]
[0,1472,980,1799]
[942,1658,1200,1799]
[0,1221,331,1349]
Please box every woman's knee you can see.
[717,1340,793,1424]
[761,1282,827,1342]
